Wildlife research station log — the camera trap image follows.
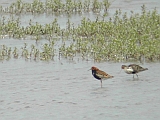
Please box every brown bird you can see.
[121,64,148,78]
[90,66,114,88]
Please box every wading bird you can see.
[90,66,114,88]
[121,64,148,78]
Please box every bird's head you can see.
[121,65,127,69]
[90,66,99,71]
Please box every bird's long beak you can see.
[88,68,91,71]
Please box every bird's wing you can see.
[96,70,112,78]
[129,64,143,72]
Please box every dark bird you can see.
[90,66,114,88]
[121,64,148,78]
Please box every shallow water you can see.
[1,60,160,120]
[0,0,160,120]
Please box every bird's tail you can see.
[109,75,114,78]
[144,68,148,71]
[104,75,114,79]
[140,68,148,72]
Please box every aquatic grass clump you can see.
[0,41,56,61]
[0,5,160,62]
[0,45,12,60]
[0,0,110,15]
[64,6,160,62]
[0,16,61,40]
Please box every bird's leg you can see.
[100,80,102,88]
[133,74,134,78]
[136,74,138,78]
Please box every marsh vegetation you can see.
[0,0,160,62]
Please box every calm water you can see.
[0,60,160,120]
[0,0,160,120]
